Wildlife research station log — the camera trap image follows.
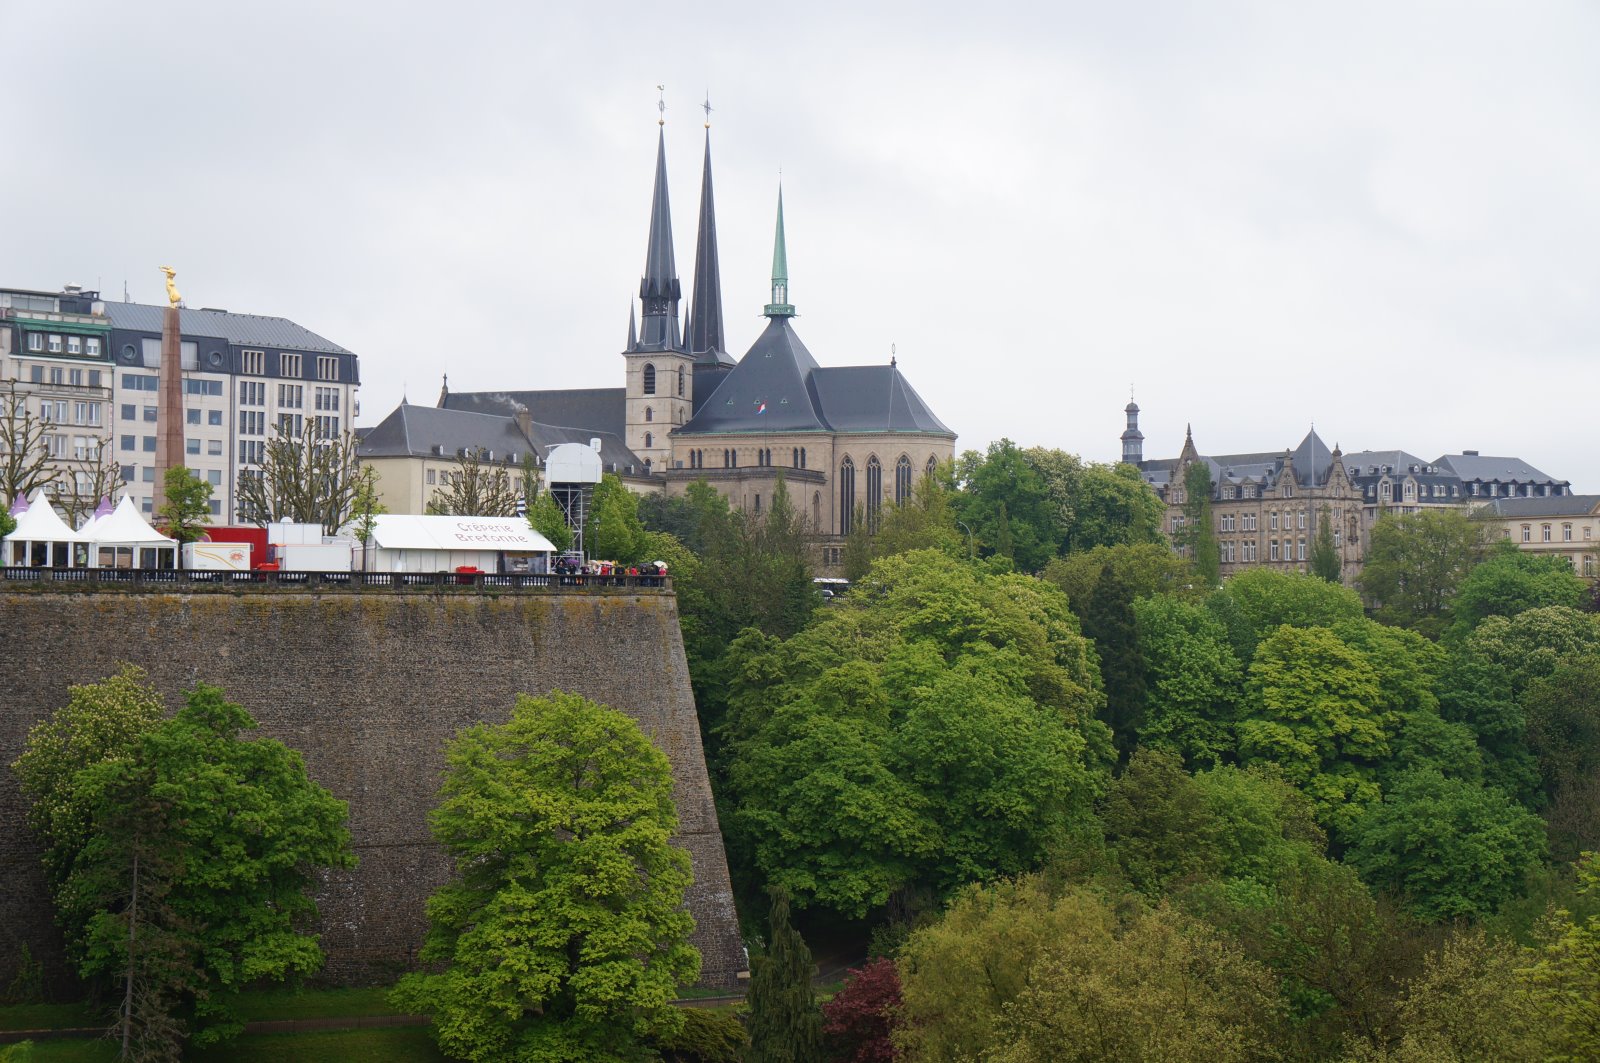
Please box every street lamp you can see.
[955,520,975,560]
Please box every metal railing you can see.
[0,567,671,593]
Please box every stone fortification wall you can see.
[0,588,745,989]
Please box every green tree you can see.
[348,465,386,546]
[1102,748,1223,894]
[1521,852,1600,1059]
[1522,655,1600,859]
[858,466,963,564]
[1238,625,1389,835]
[723,551,1109,917]
[1191,764,1326,887]
[12,665,166,894]
[1309,505,1341,582]
[527,489,573,553]
[1062,462,1167,552]
[1042,543,1197,623]
[1449,539,1588,636]
[1133,595,1242,768]
[155,467,211,545]
[1464,605,1600,695]
[38,683,354,1055]
[1084,562,1146,758]
[1205,567,1364,660]
[897,876,1284,1063]
[0,508,15,539]
[1359,509,1485,636]
[1436,643,1540,803]
[392,692,698,1062]
[586,472,645,561]
[1180,462,1220,587]
[954,440,1056,571]
[1347,768,1546,922]
[746,887,822,1063]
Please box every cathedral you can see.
[437,115,956,550]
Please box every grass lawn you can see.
[2,1028,445,1062]
[228,985,410,1022]
[0,1003,99,1033]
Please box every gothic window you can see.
[644,432,652,449]
[926,455,937,477]
[645,407,653,422]
[792,447,799,467]
[643,363,656,395]
[895,455,912,505]
[866,457,883,532]
[812,491,821,529]
[677,369,684,396]
[800,447,807,469]
[839,457,856,535]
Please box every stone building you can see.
[436,118,957,566]
[1481,494,1600,580]
[1341,449,1570,518]
[1136,414,1365,581]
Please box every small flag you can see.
[755,400,767,414]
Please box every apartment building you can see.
[2,285,359,524]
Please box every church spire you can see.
[764,185,795,318]
[686,127,727,361]
[634,125,683,351]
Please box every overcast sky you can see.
[5,2,1597,486]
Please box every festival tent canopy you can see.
[87,496,177,569]
[3,489,88,566]
[366,514,556,572]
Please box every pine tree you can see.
[1310,505,1342,583]
[747,887,823,1063]
[1086,563,1147,759]
[1181,462,1219,587]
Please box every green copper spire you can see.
[764,185,795,318]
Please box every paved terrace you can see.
[0,568,672,593]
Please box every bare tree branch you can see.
[236,421,363,534]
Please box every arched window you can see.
[645,407,653,422]
[926,455,937,477]
[895,455,913,505]
[800,447,807,469]
[812,491,821,529]
[643,458,651,472]
[644,432,652,449]
[677,369,684,396]
[839,457,855,535]
[643,363,656,395]
[866,457,882,533]
[792,447,799,467]
[754,494,762,513]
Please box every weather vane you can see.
[702,94,713,128]
[657,84,666,126]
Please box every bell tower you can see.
[623,98,694,472]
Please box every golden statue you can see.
[158,265,181,307]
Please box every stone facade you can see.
[0,586,745,991]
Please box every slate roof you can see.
[676,317,954,437]
[1436,453,1564,485]
[679,317,828,434]
[360,402,646,473]
[1484,495,1600,518]
[809,366,954,436]
[1341,449,1430,476]
[440,388,627,440]
[101,300,351,354]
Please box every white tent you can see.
[88,496,177,570]
[76,496,115,540]
[3,489,88,567]
[367,514,556,573]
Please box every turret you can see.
[1121,399,1143,465]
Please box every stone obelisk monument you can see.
[152,266,184,514]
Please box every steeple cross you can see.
[702,94,713,128]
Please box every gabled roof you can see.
[360,402,647,473]
[441,388,626,440]
[678,317,829,435]
[101,301,351,354]
[1485,495,1600,518]
[808,365,955,436]
[1436,453,1564,484]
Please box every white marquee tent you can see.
[366,515,556,573]
[88,496,177,570]
[3,489,88,567]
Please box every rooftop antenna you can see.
[891,342,897,368]
[122,280,130,302]
[656,84,666,126]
